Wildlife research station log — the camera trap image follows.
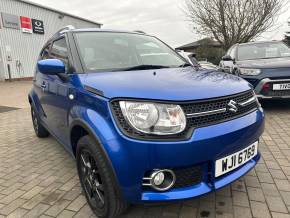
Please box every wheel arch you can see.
[69,119,115,173]
[69,119,124,198]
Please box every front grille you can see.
[111,90,258,140]
[263,90,290,96]
[173,166,202,189]
[245,78,259,87]
[182,90,257,131]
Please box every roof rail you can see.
[134,30,146,34]
[51,25,75,39]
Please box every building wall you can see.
[0,0,101,80]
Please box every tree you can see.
[283,18,290,46]
[185,0,284,50]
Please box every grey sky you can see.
[30,0,290,47]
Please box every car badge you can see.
[228,100,238,113]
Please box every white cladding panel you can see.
[0,0,101,80]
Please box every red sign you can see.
[20,16,32,33]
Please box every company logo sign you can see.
[1,13,20,29]
[1,13,44,35]
[32,19,44,34]
[20,16,32,33]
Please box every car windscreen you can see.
[237,42,290,61]
[74,32,187,72]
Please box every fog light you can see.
[153,172,165,186]
[149,169,176,191]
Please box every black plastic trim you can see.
[84,85,104,96]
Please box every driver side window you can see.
[49,38,69,72]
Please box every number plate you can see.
[273,83,290,90]
[215,142,258,177]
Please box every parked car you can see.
[29,26,264,218]
[219,41,290,99]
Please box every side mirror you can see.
[37,59,65,75]
[222,55,233,61]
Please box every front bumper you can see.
[102,108,264,203]
[142,153,260,201]
[254,78,290,99]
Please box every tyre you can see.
[76,135,129,218]
[31,106,49,138]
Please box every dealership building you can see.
[0,0,102,81]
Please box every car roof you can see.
[70,28,145,34]
[237,40,282,46]
[47,27,151,44]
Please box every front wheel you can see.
[76,135,129,218]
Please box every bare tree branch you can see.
[185,0,284,50]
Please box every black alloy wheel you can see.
[79,149,105,208]
[76,135,129,218]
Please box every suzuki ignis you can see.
[29,26,264,218]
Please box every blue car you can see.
[29,26,264,218]
[219,41,290,99]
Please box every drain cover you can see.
[0,106,19,113]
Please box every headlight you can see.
[119,101,186,135]
[239,68,261,76]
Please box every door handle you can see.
[41,82,47,92]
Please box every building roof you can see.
[18,0,102,26]
[176,38,221,50]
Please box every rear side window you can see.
[50,38,69,70]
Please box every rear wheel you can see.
[31,106,49,138]
[76,135,129,218]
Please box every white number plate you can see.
[215,142,258,177]
[273,83,290,90]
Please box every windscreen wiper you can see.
[121,65,171,71]
[178,63,192,68]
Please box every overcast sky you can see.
[29,0,290,47]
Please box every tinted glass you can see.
[229,46,236,59]
[41,44,51,60]
[50,38,69,69]
[226,47,233,56]
[74,32,186,72]
[238,42,290,61]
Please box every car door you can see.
[43,37,75,145]
[33,43,52,124]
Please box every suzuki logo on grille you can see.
[228,100,238,113]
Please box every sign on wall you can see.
[1,13,20,29]
[20,16,32,33]
[32,19,44,34]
